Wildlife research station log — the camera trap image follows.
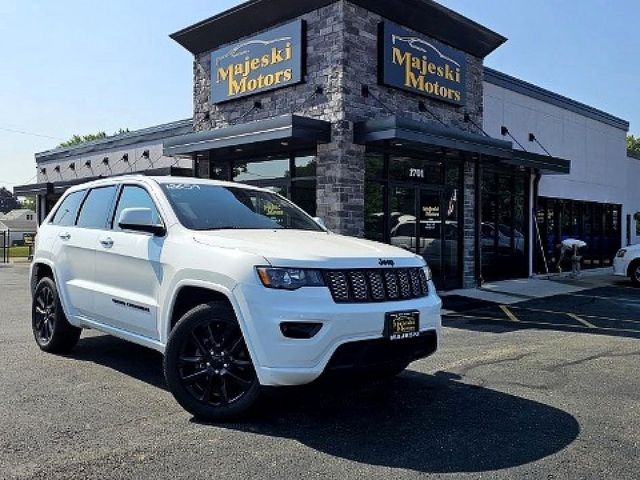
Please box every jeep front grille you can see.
[324,268,429,303]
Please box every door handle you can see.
[59,232,71,241]
[99,237,114,248]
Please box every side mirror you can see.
[118,208,166,236]
[313,217,328,231]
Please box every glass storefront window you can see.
[389,156,444,184]
[294,156,317,178]
[291,179,317,217]
[536,197,623,273]
[481,170,529,281]
[211,152,318,217]
[365,149,463,290]
[233,158,290,182]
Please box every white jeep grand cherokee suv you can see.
[614,244,640,285]
[30,176,441,420]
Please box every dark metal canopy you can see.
[509,150,571,175]
[170,0,506,58]
[354,116,571,174]
[163,115,331,157]
[355,116,513,159]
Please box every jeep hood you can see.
[192,230,424,269]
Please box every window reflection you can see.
[233,158,290,182]
[220,153,318,217]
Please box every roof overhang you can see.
[163,115,331,157]
[170,0,506,58]
[355,116,513,159]
[508,150,571,175]
[13,167,194,197]
[354,116,571,174]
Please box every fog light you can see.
[280,322,323,339]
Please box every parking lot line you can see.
[508,305,640,325]
[499,305,520,322]
[444,312,640,336]
[567,313,596,329]
[568,293,640,303]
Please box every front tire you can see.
[630,261,640,286]
[164,302,260,421]
[32,277,81,354]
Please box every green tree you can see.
[627,134,640,157]
[0,187,19,214]
[58,128,130,148]
[19,196,36,211]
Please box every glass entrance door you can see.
[389,184,461,290]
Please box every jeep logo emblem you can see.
[379,259,395,267]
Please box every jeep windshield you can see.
[160,183,324,232]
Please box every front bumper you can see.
[232,282,442,386]
[613,257,628,276]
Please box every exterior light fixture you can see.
[142,150,150,159]
[122,153,129,163]
[281,141,289,147]
[102,157,110,165]
[69,163,76,171]
[235,148,244,153]
[85,160,92,168]
[54,166,60,173]
[501,126,509,136]
[40,168,47,175]
[253,101,263,109]
[529,133,536,142]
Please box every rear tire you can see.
[164,302,260,421]
[630,261,640,286]
[32,277,81,354]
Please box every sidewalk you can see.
[441,268,620,314]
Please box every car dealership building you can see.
[16,0,640,290]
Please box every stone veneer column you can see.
[462,160,478,288]
[316,120,366,237]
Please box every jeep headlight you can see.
[617,249,627,258]
[256,267,325,290]
[423,266,433,282]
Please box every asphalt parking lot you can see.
[1,264,639,479]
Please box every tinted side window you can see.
[51,191,85,227]
[76,186,118,230]
[112,185,162,231]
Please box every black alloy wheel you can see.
[632,263,640,286]
[32,277,81,353]
[34,283,56,345]
[164,302,260,421]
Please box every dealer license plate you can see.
[386,311,420,341]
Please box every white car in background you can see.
[614,245,640,285]
[30,176,442,421]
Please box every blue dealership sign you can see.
[211,20,305,104]
[379,22,466,106]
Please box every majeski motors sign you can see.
[379,22,466,106]
[211,20,305,104]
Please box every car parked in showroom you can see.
[30,176,442,420]
[614,244,640,285]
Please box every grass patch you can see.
[7,246,32,258]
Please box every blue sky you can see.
[1,0,638,190]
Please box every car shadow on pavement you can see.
[214,370,580,474]
[71,335,579,474]
[71,334,167,390]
